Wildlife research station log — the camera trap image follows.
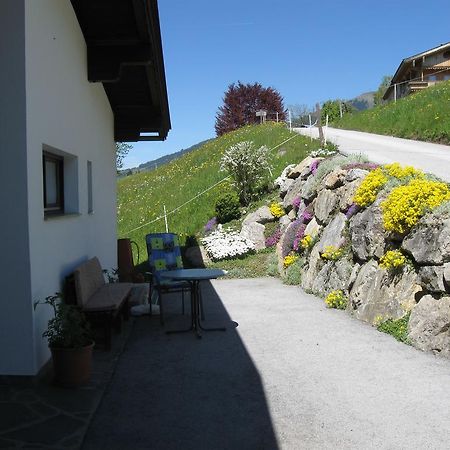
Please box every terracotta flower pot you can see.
[50,342,94,387]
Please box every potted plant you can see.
[34,293,94,387]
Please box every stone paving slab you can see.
[0,318,135,449]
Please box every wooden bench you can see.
[72,257,133,350]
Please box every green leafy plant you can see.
[34,293,92,349]
[324,290,348,309]
[282,258,303,285]
[215,192,241,224]
[377,313,410,343]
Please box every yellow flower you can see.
[379,250,406,270]
[300,234,313,249]
[283,253,299,268]
[353,168,388,207]
[269,202,285,218]
[324,290,347,310]
[321,245,344,261]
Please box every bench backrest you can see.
[73,257,105,307]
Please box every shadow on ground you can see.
[82,282,279,450]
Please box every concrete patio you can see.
[2,277,450,449]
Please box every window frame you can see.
[43,151,64,216]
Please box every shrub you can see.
[266,253,279,277]
[324,290,347,309]
[383,163,423,179]
[353,167,388,207]
[379,250,406,270]
[283,253,299,268]
[321,245,344,261]
[265,227,282,247]
[300,234,313,250]
[215,193,241,224]
[269,202,285,218]
[381,179,450,233]
[377,313,410,343]
[283,258,302,285]
[220,140,271,205]
[201,229,254,261]
[292,224,307,252]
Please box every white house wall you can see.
[24,0,117,375]
[0,0,35,376]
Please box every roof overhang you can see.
[70,0,171,142]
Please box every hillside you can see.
[117,122,320,261]
[333,80,450,144]
[347,91,375,111]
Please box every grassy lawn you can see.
[333,80,450,144]
[118,122,320,262]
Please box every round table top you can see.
[159,268,226,281]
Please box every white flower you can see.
[201,229,255,261]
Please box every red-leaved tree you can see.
[215,82,286,136]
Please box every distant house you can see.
[0,0,170,377]
[383,42,450,101]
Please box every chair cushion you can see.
[73,257,105,307]
[83,282,133,312]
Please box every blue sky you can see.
[122,0,450,169]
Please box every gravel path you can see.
[295,127,450,181]
[82,278,450,450]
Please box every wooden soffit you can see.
[70,0,170,141]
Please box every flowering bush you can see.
[281,220,305,257]
[220,141,271,205]
[381,179,450,233]
[300,234,313,250]
[292,196,302,210]
[324,290,347,309]
[283,253,299,268]
[321,246,344,261]
[353,168,388,207]
[269,202,285,218]
[215,192,241,223]
[342,162,379,171]
[204,217,217,233]
[265,227,282,247]
[310,159,321,174]
[379,250,406,270]
[310,148,337,158]
[345,203,360,219]
[383,163,423,179]
[299,207,314,223]
[292,224,307,252]
[201,229,255,261]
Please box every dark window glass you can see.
[43,152,64,215]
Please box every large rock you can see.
[408,295,450,357]
[287,157,319,179]
[279,215,292,232]
[336,179,363,212]
[345,168,369,182]
[311,257,354,297]
[418,266,446,293]
[242,206,274,226]
[240,222,265,250]
[275,164,296,186]
[304,217,322,239]
[301,246,323,292]
[279,178,294,198]
[301,175,318,202]
[315,213,347,253]
[402,215,450,265]
[314,189,338,224]
[324,168,347,189]
[349,199,385,261]
[349,260,421,324]
[283,177,304,210]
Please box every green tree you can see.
[321,100,352,124]
[374,75,393,106]
[116,142,133,171]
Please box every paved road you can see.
[83,278,450,450]
[295,127,450,182]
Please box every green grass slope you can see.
[117,123,319,261]
[333,80,450,144]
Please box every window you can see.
[87,161,93,214]
[428,75,437,82]
[43,151,64,215]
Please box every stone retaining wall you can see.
[241,155,450,358]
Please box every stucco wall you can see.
[0,0,35,376]
[24,0,117,374]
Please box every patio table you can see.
[159,268,227,338]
